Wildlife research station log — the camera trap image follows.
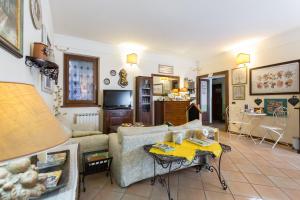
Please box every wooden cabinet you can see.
[103,109,133,134]
[154,101,190,126]
[136,76,153,125]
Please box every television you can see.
[103,90,132,109]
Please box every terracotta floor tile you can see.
[233,196,263,200]
[94,191,123,200]
[268,176,300,189]
[257,166,288,177]
[281,188,300,200]
[126,181,153,198]
[222,170,248,182]
[178,173,203,189]
[235,164,262,174]
[281,169,300,179]
[227,181,260,198]
[150,184,178,200]
[79,187,101,200]
[202,177,231,193]
[243,173,274,186]
[204,190,234,200]
[253,184,290,200]
[178,188,206,200]
[121,194,148,200]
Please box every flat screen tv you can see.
[103,90,132,109]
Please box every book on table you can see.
[86,152,110,162]
[37,152,67,169]
[187,138,217,147]
[152,144,175,152]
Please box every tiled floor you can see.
[79,132,300,200]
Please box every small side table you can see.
[81,150,113,192]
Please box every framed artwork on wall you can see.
[159,64,174,74]
[232,85,245,100]
[0,0,23,58]
[41,75,53,94]
[250,60,300,95]
[264,99,287,116]
[232,67,247,85]
[63,53,99,107]
[153,83,163,96]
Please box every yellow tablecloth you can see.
[149,140,222,161]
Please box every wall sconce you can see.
[236,53,250,67]
[127,53,138,64]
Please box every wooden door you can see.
[199,79,210,125]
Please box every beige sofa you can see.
[109,120,217,187]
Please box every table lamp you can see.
[0,82,69,199]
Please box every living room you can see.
[1,1,300,200]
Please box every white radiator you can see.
[73,112,99,131]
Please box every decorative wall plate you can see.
[30,0,43,30]
[110,70,116,76]
[104,78,110,85]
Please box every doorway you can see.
[197,71,229,131]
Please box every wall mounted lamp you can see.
[127,53,138,64]
[236,53,250,67]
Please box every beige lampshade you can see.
[127,53,138,64]
[0,82,69,162]
[236,53,250,65]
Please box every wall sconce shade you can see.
[0,82,69,162]
[236,53,250,65]
[127,53,138,64]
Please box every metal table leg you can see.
[205,151,228,190]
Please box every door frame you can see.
[196,70,229,129]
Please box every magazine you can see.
[37,152,66,169]
[44,170,62,188]
[152,144,175,152]
[187,138,217,147]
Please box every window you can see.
[63,54,99,107]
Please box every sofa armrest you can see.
[109,133,122,185]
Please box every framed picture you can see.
[159,64,174,74]
[250,60,300,95]
[232,67,247,85]
[153,83,163,96]
[264,99,287,116]
[0,0,23,58]
[63,54,99,107]
[41,75,53,94]
[233,85,245,100]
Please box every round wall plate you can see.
[110,70,116,76]
[30,0,43,30]
[104,78,110,85]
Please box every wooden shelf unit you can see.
[136,76,153,126]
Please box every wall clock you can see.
[30,0,43,30]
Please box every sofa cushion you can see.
[168,119,202,131]
[72,130,102,138]
[117,125,168,143]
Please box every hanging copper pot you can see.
[32,42,49,60]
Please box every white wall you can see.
[54,34,196,130]
[0,0,54,107]
[199,27,300,143]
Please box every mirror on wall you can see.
[152,74,180,96]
